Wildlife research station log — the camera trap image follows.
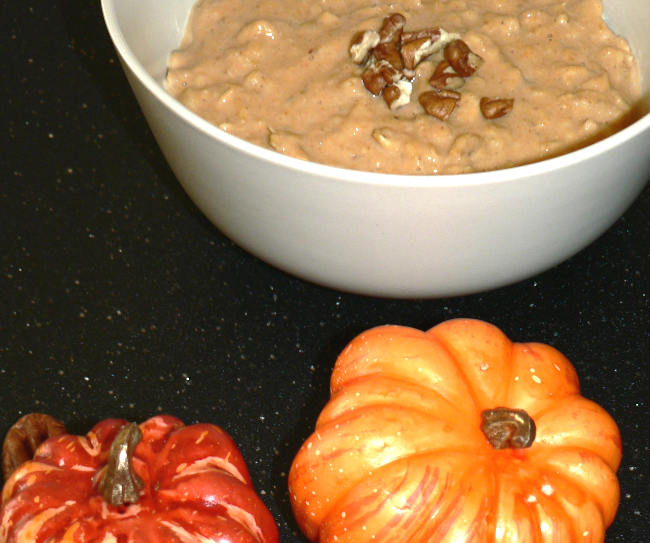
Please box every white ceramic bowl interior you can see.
[101,0,649,297]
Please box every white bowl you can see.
[101,0,649,298]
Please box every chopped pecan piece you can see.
[401,27,441,44]
[383,79,413,109]
[444,39,484,77]
[429,59,465,90]
[374,14,407,70]
[480,97,514,119]
[349,29,380,64]
[2,413,67,480]
[401,36,438,72]
[401,28,460,72]
[419,90,460,120]
[374,42,404,71]
[435,88,462,100]
[362,59,401,95]
[378,13,406,43]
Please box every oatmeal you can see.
[165,0,641,174]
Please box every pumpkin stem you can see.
[98,422,144,506]
[480,407,536,449]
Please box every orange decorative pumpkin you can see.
[1,415,279,543]
[289,319,622,543]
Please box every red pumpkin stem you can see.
[98,422,144,506]
[480,407,536,449]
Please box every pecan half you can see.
[2,413,67,481]
[480,97,514,119]
[419,89,460,120]
[444,39,484,77]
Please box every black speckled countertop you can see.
[1,2,648,541]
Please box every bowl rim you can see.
[101,0,650,189]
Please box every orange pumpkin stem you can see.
[97,422,144,506]
[480,407,536,449]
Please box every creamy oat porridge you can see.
[165,0,641,174]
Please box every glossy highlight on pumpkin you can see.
[0,415,279,543]
[289,319,622,543]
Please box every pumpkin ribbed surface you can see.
[1,415,278,543]
[289,319,621,543]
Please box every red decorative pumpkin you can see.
[1,415,278,543]
[289,319,622,543]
